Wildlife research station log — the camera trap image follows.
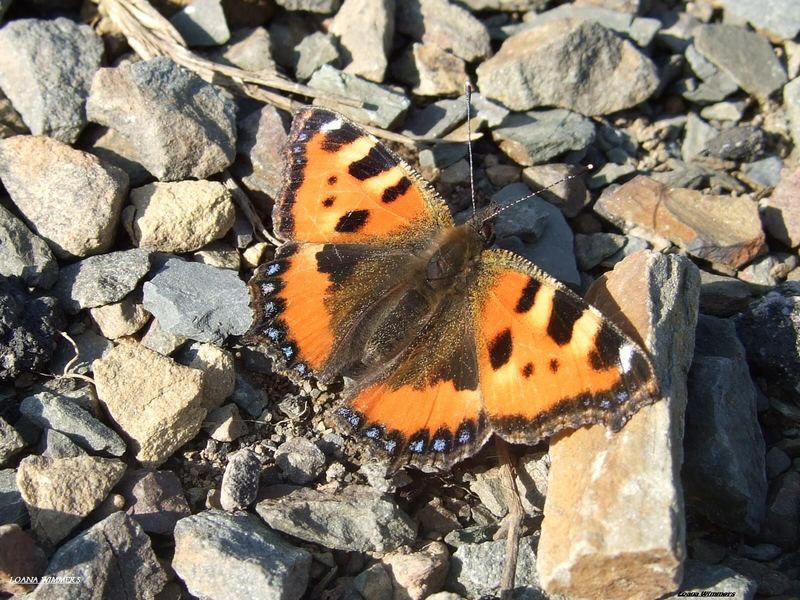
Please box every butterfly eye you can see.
[481,222,495,246]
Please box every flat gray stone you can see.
[256,485,416,552]
[119,469,191,535]
[0,204,57,289]
[173,510,311,600]
[396,0,491,62]
[38,429,86,459]
[682,112,717,162]
[0,417,25,466]
[20,391,126,457]
[477,19,659,116]
[274,437,326,485]
[705,126,765,162]
[718,0,800,41]
[87,57,237,181]
[681,43,740,104]
[402,98,467,138]
[220,448,261,511]
[142,258,251,344]
[492,109,596,166]
[699,271,754,317]
[392,42,468,97]
[329,0,394,82]
[170,0,230,47]
[742,156,782,188]
[308,65,410,129]
[208,27,276,72]
[684,315,767,535]
[50,329,113,376]
[52,249,151,314]
[27,512,166,600]
[694,24,787,100]
[447,536,541,598]
[574,232,628,271]
[0,18,103,143]
[295,32,339,81]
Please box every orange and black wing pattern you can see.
[473,250,659,445]
[274,107,452,244]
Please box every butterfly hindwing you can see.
[473,250,659,445]
[275,107,453,244]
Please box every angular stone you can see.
[236,104,288,200]
[39,429,86,459]
[396,0,491,62]
[575,232,628,270]
[26,512,166,600]
[762,167,800,248]
[521,163,591,218]
[89,296,150,339]
[0,524,46,595]
[681,43,740,105]
[170,0,230,47]
[493,109,596,166]
[16,455,126,549]
[329,0,394,82]
[694,25,787,100]
[93,339,207,467]
[143,258,251,344]
[539,252,700,600]
[664,559,756,600]
[705,126,765,162]
[381,542,449,600]
[173,510,311,600]
[87,57,237,181]
[208,26,275,72]
[20,391,126,456]
[52,248,151,314]
[684,315,767,534]
[194,241,241,270]
[85,125,153,186]
[140,318,187,356]
[256,485,416,552]
[274,437,326,485]
[0,136,128,260]
[477,19,658,115]
[523,4,660,45]
[0,205,58,289]
[447,536,540,598]
[758,471,800,550]
[402,98,466,138]
[682,112,717,162]
[120,469,191,535]
[0,418,25,466]
[220,448,261,510]
[595,176,766,270]
[50,329,113,376]
[294,32,340,81]
[206,404,248,442]
[718,0,800,42]
[0,469,27,526]
[176,341,236,410]
[123,180,236,252]
[393,43,468,97]
[0,18,103,143]
[699,271,754,317]
[308,65,410,129]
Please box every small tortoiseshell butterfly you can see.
[244,107,659,471]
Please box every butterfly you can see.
[243,107,659,471]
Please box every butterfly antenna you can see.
[466,82,477,217]
[481,164,594,224]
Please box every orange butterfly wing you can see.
[473,250,659,445]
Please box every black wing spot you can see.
[320,123,361,152]
[335,210,370,233]
[522,362,534,378]
[589,322,621,371]
[322,196,335,207]
[489,328,513,370]
[327,175,338,185]
[316,245,362,285]
[348,146,394,180]
[515,278,541,313]
[547,291,583,346]
[382,176,411,203]
[549,358,560,373]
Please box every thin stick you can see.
[222,172,283,247]
[465,83,477,216]
[495,437,523,600]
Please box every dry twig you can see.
[494,437,524,599]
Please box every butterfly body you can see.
[245,107,659,471]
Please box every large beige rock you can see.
[93,339,207,467]
[123,180,235,253]
[16,455,126,549]
[538,251,700,600]
[177,341,236,410]
[0,135,128,259]
[761,166,800,249]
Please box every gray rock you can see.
[492,183,581,287]
[295,32,340,81]
[447,535,542,598]
[52,249,151,314]
[574,232,628,271]
[521,163,590,218]
[50,328,113,376]
[329,0,394,82]
[38,429,86,459]
[231,372,269,417]
[220,448,261,510]
[700,100,746,122]
[705,126,765,162]
[682,112,717,162]
[27,512,166,600]
[694,24,787,100]
[207,27,275,72]
[681,43,740,105]
[492,109,595,166]
[0,136,128,260]
[742,156,783,188]
[396,0,491,62]
[119,469,191,535]
[173,510,311,600]
[735,287,800,402]
[392,42,468,97]
[0,18,103,143]
[236,104,288,200]
[699,271,754,317]
[738,543,781,562]
[0,469,26,526]
[684,315,767,535]
[785,78,800,153]
[758,471,800,550]
[256,485,416,552]
[143,258,251,344]
[308,65,410,129]
[402,98,466,138]
[718,0,800,42]
[84,125,154,186]
[765,446,791,479]
[664,559,755,600]
[274,437,326,485]
[721,556,791,596]
[0,417,25,465]
[0,205,57,289]
[477,19,658,116]
[0,278,61,381]
[87,57,237,181]
[20,391,126,457]
[140,318,187,356]
[274,0,340,12]
[170,0,230,47]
